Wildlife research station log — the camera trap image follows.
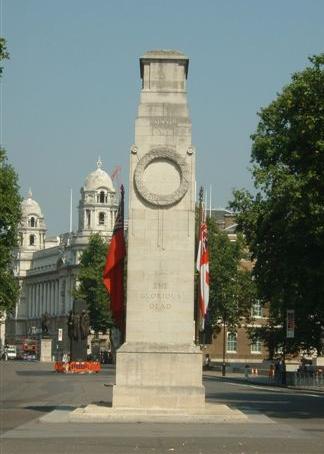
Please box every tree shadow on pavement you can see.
[16,370,56,376]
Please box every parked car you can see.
[23,352,36,361]
[5,345,17,360]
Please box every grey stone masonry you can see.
[112,50,204,410]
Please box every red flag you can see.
[196,211,209,329]
[103,186,126,331]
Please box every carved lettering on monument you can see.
[140,280,181,311]
[149,302,172,312]
[151,118,180,137]
[153,282,167,290]
[151,118,178,128]
[152,127,175,137]
[141,292,180,300]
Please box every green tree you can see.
[207,216,256,332]
[0,37,9,76]
[0,38,22,312]
[74,234,113,333]
[230,54,324,355]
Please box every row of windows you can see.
[227,332,262,354]
[86,210,115,227]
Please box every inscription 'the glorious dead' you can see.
[139,282,182,312]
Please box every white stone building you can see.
[5,159,118,356]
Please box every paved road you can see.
[1,361,324,453]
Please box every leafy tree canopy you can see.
[73,233,113,333]
[207,216,256,332]
[230,54,324,354]
[0,37,9,76]
[0,39,21,312]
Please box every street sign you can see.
[286,309,295,338]
[58,328,63,341]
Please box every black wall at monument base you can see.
[67,300,90,362]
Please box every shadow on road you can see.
[91,401,112,407]
[204,376,324,420]
[23,405,59,413]
[16,370,55,376]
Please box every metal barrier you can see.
[264,370,324,387]
[294,371,324,387]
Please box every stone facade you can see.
[5,159,118,358]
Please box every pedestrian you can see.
[268,363,274,381]
[204,354,211,370]
[274,358,280,384]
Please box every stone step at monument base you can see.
[69,403,248,423]
[113,385,205,409]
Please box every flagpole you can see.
[120,184,126,343]
[205,186,208,219]
[69,188,73,233]
[195,186,204,345]
[209,184,212,218]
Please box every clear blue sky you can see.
[2,0,324,234]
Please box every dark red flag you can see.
[103,185,126,331]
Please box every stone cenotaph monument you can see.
[112,50,205,410]
[70,51,246,422]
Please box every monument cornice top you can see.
[140,49,189,79]
[141,49,188,58]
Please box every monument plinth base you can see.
[113,342,205,410]
[40,337,52,362]
[113,385,205,409]
[69,403,248,423]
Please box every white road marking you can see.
[225,381,323,397]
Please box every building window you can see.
[28,216,37,227]
[19,233,23,246]
[251,337,262,354]
[99,212,105,225]
[227,332,237,353]
[251,301,263,318]
[99,191,105,203]
[29,234,35,246]
[86,210,91,228]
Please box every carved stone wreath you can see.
[134,148,190,207]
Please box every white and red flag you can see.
[103,185,126,333]
[196,213,209,329]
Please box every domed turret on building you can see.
[19,189,47,250]
[21,189,43,218]
[78,158,118,237]
[83,157,115,193]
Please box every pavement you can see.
[215,370,324,393]
[1,361,324,453]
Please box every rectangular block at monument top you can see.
[113,50,205,409]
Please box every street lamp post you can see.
[222,316,226,376]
